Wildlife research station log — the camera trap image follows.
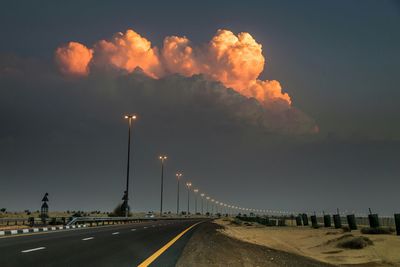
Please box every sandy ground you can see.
[216,218,400,266]
[177,221,332,267]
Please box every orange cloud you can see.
[55,29,292,108]
[162,36,200,76]
[55,42,93,76]
[206,30,265,92]
[94,30,163,78]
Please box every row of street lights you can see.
[121,114,287,217]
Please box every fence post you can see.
[324,215,332,227]
[347,214,357,230]
[301,214,309,226]
[311,215,318,228]
[295,215,302,226]
[394,214,400,236]
[333,214,341,228]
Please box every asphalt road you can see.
[0,219,204,267]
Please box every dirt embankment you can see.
[177,221,332,267]
[216,218,400,266]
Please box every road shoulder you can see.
[176,221,333,267]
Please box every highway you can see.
[0,219,204,267]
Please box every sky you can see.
[0,0,399,216]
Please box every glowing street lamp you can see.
[206,196,210,214]
[211,199,215,214]
[176,173,182,215]
[193,189,199,214]
[122,114,137,217]
[200,193,205,215]
[186,182,192,215]
[159,155,167,216]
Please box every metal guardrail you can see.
[66,216,205,226]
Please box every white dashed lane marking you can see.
[112,232,119,235]
[82,237,94,241]
[21,247,46,253]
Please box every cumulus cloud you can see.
[93,30,164,78]
[55,42,93,76]
[55,29,291,106]
[53,28,317,134]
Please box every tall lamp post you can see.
[159,155,167,216]
[206,196,210,214]
[193,189,199,215]
[186,182,192,215]
[200,193,205,215]
[176,173,182,215]
[123,114,137,217]
[211,199,215,215]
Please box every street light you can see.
[211,199,215,214]
[200,193,205,215]
[186,182,192,215]
[122,114,137,217]
[206,196,210,214]
[159,155,167,216]
[193,189,199,215]
[176,173,182,215]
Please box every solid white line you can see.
[131,229,136,231]
[82,237,94,241]
[112,232,119,235]
[21,247,46,253]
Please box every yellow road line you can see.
[137,221,202,267]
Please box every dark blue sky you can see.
[0,0,399,215]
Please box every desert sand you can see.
[216,218,400,266]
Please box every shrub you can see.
[337,236,373,249]
[109,203,131,217]
[361,227,395,235]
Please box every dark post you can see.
[122,114,136,217]
[40,193,49,224]
[302,213,309,226]
[333,208,342,229]
[176,173,181,215]
[323,214,332,227]
[394,214,400,236]
[159,156,167,216]
[311,213,318,228]
[187,186,190,215]
[347,214,357,230]
[368,208,380,228]
[296,215,302,226]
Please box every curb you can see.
[0,224,87,236]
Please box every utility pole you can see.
[159,155,167,216]
[176,173,182,215]
[123,114,137,217]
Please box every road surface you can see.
[0,219,203,267]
